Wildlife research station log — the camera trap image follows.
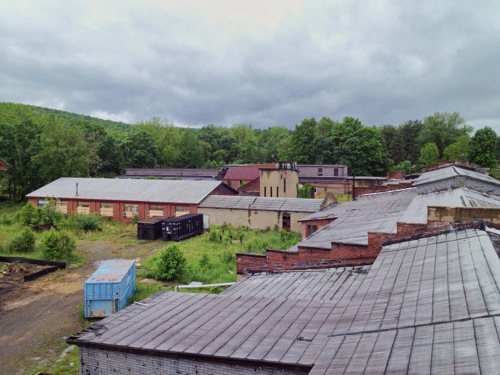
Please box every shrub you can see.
[9,228,36,253]
[58,213,103,232]
[219,249,235,264]
[199,253,211,269]
[154,245,187,281]
[17,202,63,230]
[40,229,76,261]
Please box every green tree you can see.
[314,117,336,164]
[120,130,158,168]
[469,127,498,169]
[288,118,317,163]
[230,124,259,163]
[398,120,423,164]
[178,130,204,168]
[97,135,122,175]
[154,245,187,281]
[390,160,413,175]
[443,135,470,161]
[331,117,388,176]
[419,143,440,168]
[9,228,36,253]
[136,118,183,167]
[418,112,473,157]
[40,229,76,261]
[0,119,42,199]
[257,126,290,162]
[33,116,99,183]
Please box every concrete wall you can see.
[79,347,309,375]
[260,169,299,198]
[199,207,311,233]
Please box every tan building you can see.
[259,162,299,198]
[198,195,325,233]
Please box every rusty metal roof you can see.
[26,177,225,204]
[68,229,500,373]
[85,260,135,283]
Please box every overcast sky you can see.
[1,0,499,132]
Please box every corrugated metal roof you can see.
[69,229,500,373]
[199,195,323,213]
[223,266,370,301]
[124,168,219,178]
[296,189,417,248]
[414,166,500,187]
[400,187,500,224]
[26,177,225,204]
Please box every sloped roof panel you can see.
[414,166,500,187]
[199,196,323,213]
[296,189,417,248]
[399,187,500,224]
[27,177,224,204]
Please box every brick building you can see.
[26,177,237,222]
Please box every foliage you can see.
[153,245,187,281]
[419,143,440,168]
[297,184,314,198]
[39,229,76,261]
[443,135,470,161]
[120,130,158,169]
[390,160,413,175]
[17,202,63,230]
[331,117,389,176]
[417,112,473,157]
[288,118,317,163]
[0,119,42,199]
[32,116,100,182]
[469,127,498,169]
[9,228,36,253]
[57,213,103,232]
[129,282,166,304]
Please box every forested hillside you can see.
[0,102,498,200]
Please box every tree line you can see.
[0,103,498,200]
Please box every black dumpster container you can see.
[137,216,168,240]
[161,213,204,241]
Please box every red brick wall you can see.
[300,219,334,239]
[236,220,461,274]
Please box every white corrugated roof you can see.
[27,177,225,204]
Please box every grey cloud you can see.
[0,0,499,133]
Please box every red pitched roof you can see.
[223,164,274,181]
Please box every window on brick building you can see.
[307,225,318,237]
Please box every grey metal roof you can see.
[223,266,370,301]
[296,189,417,248]
[414,165,500,187]
[69,229,500,374]
[199,195,323,213]
[26,177,225,204]
[400,187,500,224]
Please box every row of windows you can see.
[40,201,189,218]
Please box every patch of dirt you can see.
[0,239,165,375]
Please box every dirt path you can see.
[0,239,165,375]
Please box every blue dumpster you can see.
[84,259,136,318]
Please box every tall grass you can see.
[139,226,301,285]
